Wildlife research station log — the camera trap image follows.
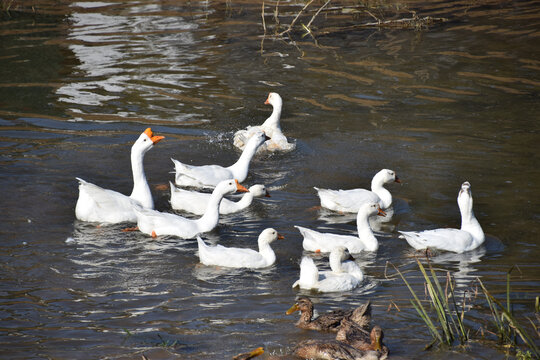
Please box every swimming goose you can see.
[170,182,269,215]
[75,128,164,224]
[233,92,295,153]
[296,202,385,254]
[134,179,248,238]
[315,169,400,213]
[173,131,269,188]
[399,181,485,253]
[286,296,371,332]
[292,246,364,293]
[197,228,283,268]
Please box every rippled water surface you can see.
[1,1,539,359]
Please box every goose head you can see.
[133,128,164,155]
[214,179,249,196]
[329,246,353,273]
[248,184,271,198]
[264,92,282,108]
[457,181,473,215]
[245,130,271,150]
[360,202,387,218]
[258,227,283,246]
[374,168,400,185]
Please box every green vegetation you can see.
[391,258,539,357]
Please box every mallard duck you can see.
[170,182,270,215]
[233,92,295,153]
[399,181,485,253]
[134,179,247,238]
[293,339,383,360]
[315,169,400,213]
[296,202,385,254]
[75,128,164,224]
[173,131,269,188]
[197,228,283,268]
[336,319,388,357]
[286,296,371,332]
[292,246,364,293]
[232,347,265,360]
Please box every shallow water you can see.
[1,1,539,359]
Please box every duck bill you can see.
[264,94,270,105]
[277,233,284,240]
[377,207,387,217]
[265,191,271,198]
[250,347,264,357]
[286,303,299,315]
[394,176,401,183]
[235,179,249,192]
[373,335,382,351]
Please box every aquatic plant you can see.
[391,258,540,357]
[391,257,467,348]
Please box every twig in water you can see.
[279,0,315,36]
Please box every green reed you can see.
[393,258,539,357]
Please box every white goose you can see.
[170,182,269,215]
[292,246,364,293]
[315,169,401,213]
[134,179,248,238]
[197,228,283,268]
[75,128,164,224]
[233,92,295,153]
[296,202,385,254]
[173,131,268,188]
[399,181,485,253]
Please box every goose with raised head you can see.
[134,179,248,238]
[292,246,364,293]
[233,92,295,153]
[399,181,485,253]
[315,169,400,213]
[75,128,164,224]
[197,228,283,268]
[173,131,269,188]
[296,202,385,254]
[170,182,270,215]
[286,296,371,332]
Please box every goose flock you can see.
[74,92,486,359]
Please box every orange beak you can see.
[235,179,249,192]
[265,191,271,198]
[249,347,264,357]
[144,128,164,144]
[277,233,284,240]
[395,175,401,183]
[264,93,271,105]
[377,207,387,217]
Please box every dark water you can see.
[1,1,539,359]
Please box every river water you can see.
[1,1,538,359]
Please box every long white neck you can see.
[258,240,276,266]
[234,192,254,210]
[129,147,153,209]
[228,140,259,182]
[371,175,392,209]
[356,210,379,251]
[262,99,282,131]
[329,251,345,273]
[195,189,225,233]
[460,199,485,244]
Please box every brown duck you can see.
[292,339,383,360]
[336,319,389,357]
[286,296,371,332]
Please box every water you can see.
[1,1,538,359]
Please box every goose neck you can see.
[196,189,224,232]
[262,102,282,130]
[129,147,153,208]
[356,212,378,251]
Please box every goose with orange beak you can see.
[75,128,164,224]
[134,179,248,239]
